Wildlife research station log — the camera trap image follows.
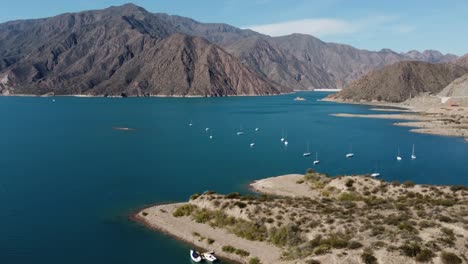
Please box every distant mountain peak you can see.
[105,3,148,14]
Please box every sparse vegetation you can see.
[173,204,197,217]
[249,257,261,264]
[166,173,467,262]
[440,251,462,264]
[361,248,378,264]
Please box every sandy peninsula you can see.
[326,97,468,141]
[134,171,468,264]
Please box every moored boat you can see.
[202,251,217,262]
[190,250,202,262]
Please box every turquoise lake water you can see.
[0,92,467,263]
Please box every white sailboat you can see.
[280,129,285,142]
[189,120,193,126]
[411,144,416,159]
[250,142,256,147]
[303,141,311,156]
[396,148,402,161]
[209,130,213,139]
[283,132,288,146]
[371,163,380,177]
[346,144,354,158]
[237,124,244,135]
[313,152,320,164]
[205,127,210,132]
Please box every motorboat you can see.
[190,250,202,262]
[202,252,217,262]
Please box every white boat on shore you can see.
[190,250,202,262]
[202,251,217,262]
[371,172,380,177]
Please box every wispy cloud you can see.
[245,18,357,37]
[243,15,414,37]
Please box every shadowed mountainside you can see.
[0,4,282,96]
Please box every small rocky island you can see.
[134,170,468,264]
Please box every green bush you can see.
[415,248,434,262]
[269,224,303,247]
[338,192,362,201]
[400,243,421,257]
[142,211,148,216]
[361,249,378,264]
[235,248,250,257]
[398,221,418,234]
[172,204,197,217]
[345,179,355,188]
[235,201,247,208]
[232,219,268,241]
[222,245,236,253]
[313,244,330,255]
[321,232,350,249]
[269,226,288,246]
[207,238,215,244]
[347,240,363,249]
[249,257,261,264]
[431,199,456,207]
[226,192,241,199]
[440,252,462,264]
[450,185,468,192]
[190,193,201,200]
[193,209,212,223]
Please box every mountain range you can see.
[329,61,468,102]
[0,3,461,96]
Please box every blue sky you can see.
[0,0,467,55]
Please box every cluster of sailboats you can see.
[189,121,418,177]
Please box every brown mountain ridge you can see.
[0,4,461,96]
[329,61,468,102]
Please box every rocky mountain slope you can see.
[0,4,461,95]
[453,54,468,68]
[0,4,281,96]
[329,61,468,102]
[153,14,458,90]
[401,50,457,63]
[438,73,468,97]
